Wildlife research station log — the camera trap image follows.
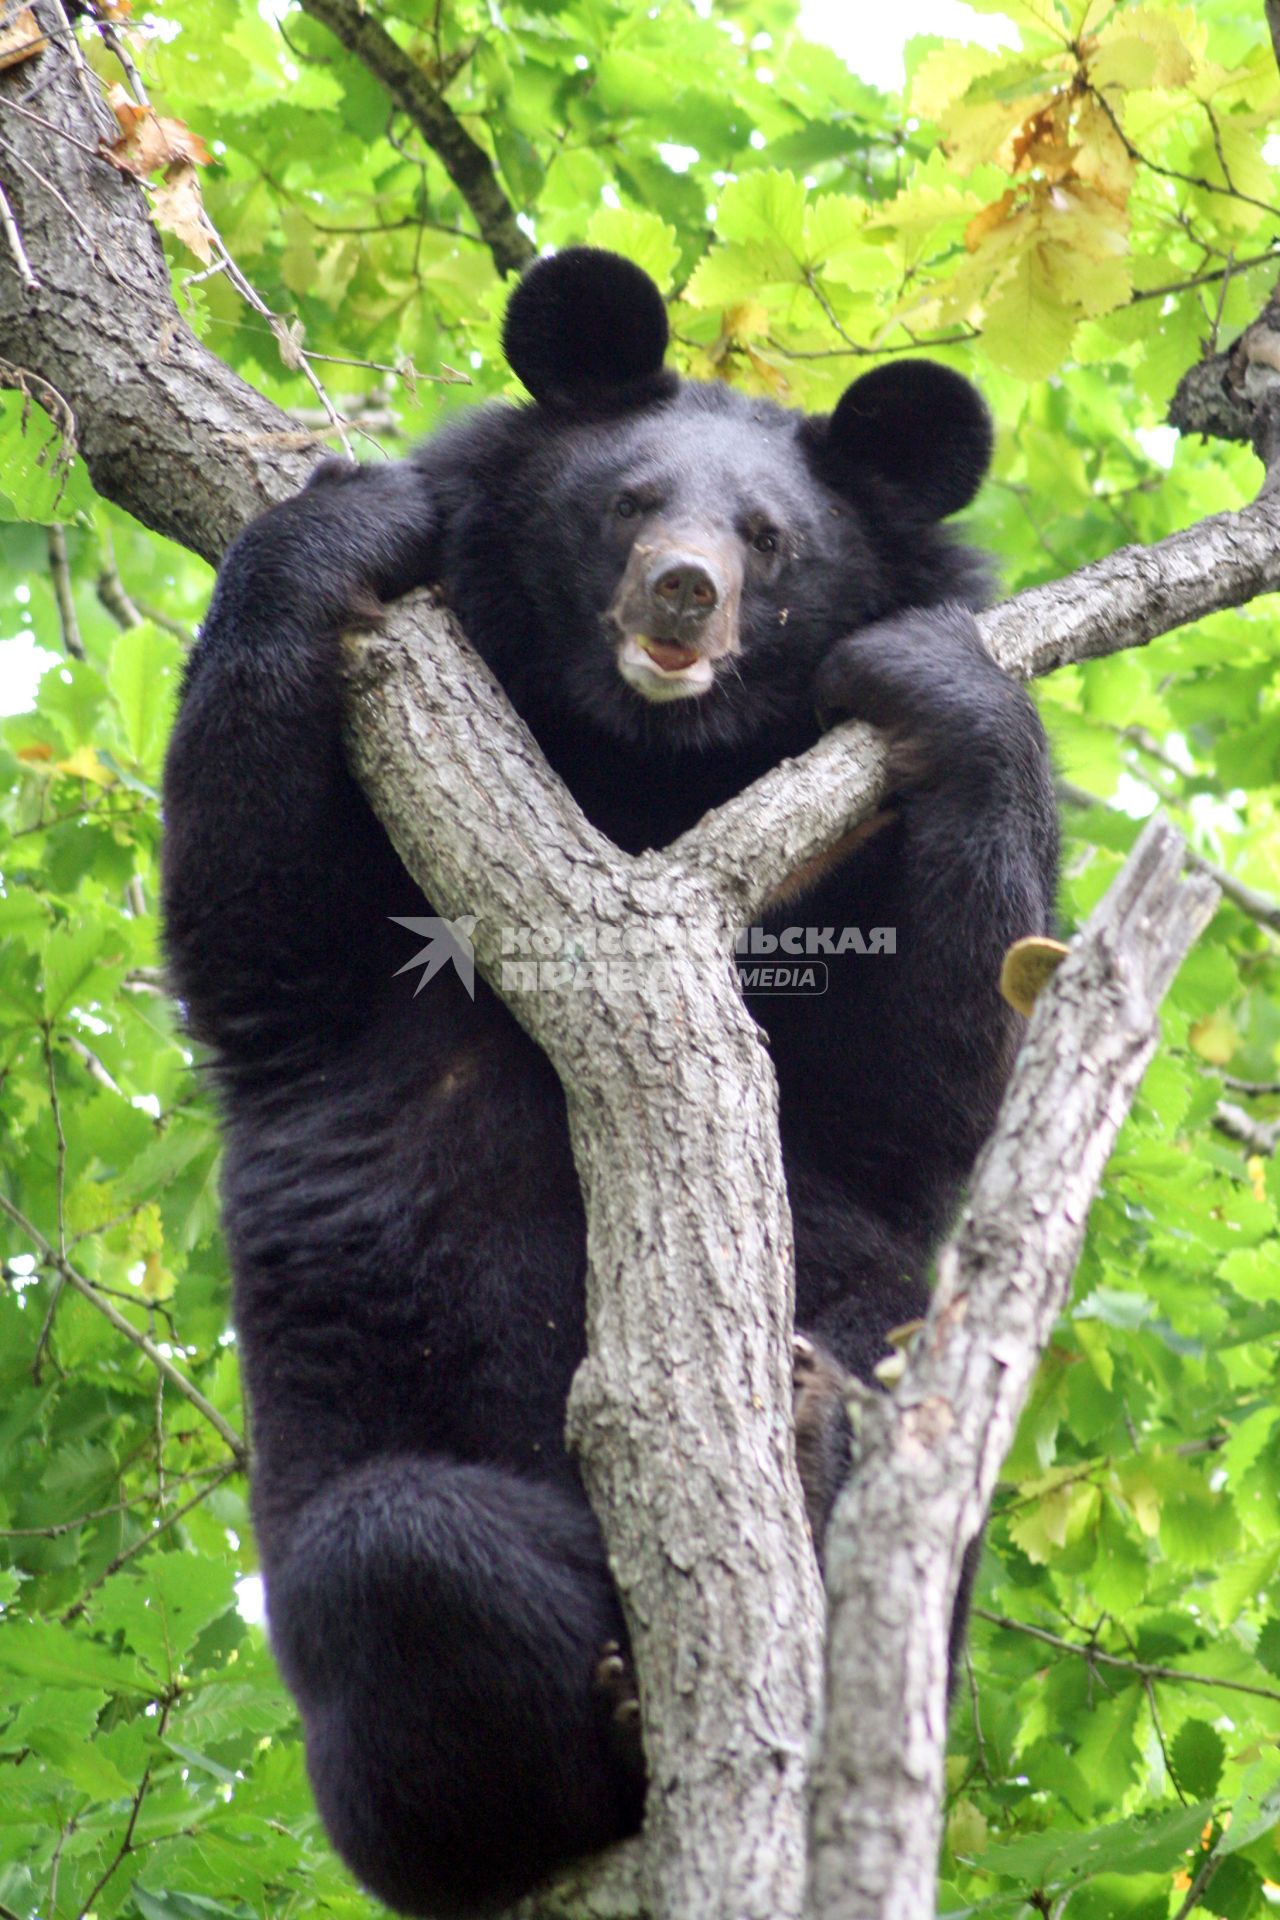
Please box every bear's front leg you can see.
[814,602,1049,806]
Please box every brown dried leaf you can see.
[0,7,46,72]
[103,90,212,180]
[149,162,213,264]
[106,81,147,136]
[159,117,212,167]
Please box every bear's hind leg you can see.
[262,1455,643,1919]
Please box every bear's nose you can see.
[649,557,719,620]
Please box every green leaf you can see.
[1169,1719,1224,1800]
[0,1622,151,1695]
[1254,1617,1280,1677]
[0,395,92,525]
[133,1890,253,1920]
[108,623,183,776]
[979,1801,1213,1888]
[91,1557,237,1682]
[584,208,679,292]
[715,170,806,255]
[1198,1854,1265,1920]
[1218,1752,1280,1856]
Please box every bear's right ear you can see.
[502,248,670,406]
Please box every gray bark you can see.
[0,14,1261,1920]
[806,821,1219,1920]
[0,0,314,559]
[345,612,822,1920]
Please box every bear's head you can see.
[497,248,993,751]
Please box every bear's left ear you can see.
[812,361,993,520]
[502,248,670,406]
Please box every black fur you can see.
[162,249,1058,1918]
[502,246,672,408]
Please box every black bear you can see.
[161,248,1057,1918]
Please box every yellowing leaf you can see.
[1008,1481,1099,1563]
[141,1251,175,1303]
[867,180,986,241]
[982,245,1078,378]
[722,301,769,341]
[743,345,791,398]
[1040,183,1131,260]
[911,42,1006,122]
[1010,101,1078,181]
[1089,9,1196,93]
[966,190,1018,253]
[1212,120,1276,211]
[947,1798,989,1859]
[1189,1012,1237,1065]
[1115,1465,1161,1538]
[1073,93,1137,203]
[1041,235,1131,317]
[56,745,113,787]
[944,92,1057,175]
[997,0,1074,36]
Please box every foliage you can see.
[1,0,1279,1914]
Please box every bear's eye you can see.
[615,495,639,520]
[752,529,779,554]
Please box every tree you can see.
[0,2,1278,1918]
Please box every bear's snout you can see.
[609,526,742,665]
[648,553,720,623]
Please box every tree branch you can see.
[1169,276,1280,474]
[346,614,823,1920]
[681,487,1280,922]
[0,0,317,559]
[294,0,534,279]
[0,1190,248,1470]
[1213,1100,1280,1156]
[1060,779,1280,934]
[45,518,83,656]
[971,1608,1280,1705]
[806,821,1219,1920]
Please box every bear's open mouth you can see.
[617,633,715,702]
[637,636,700,671]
